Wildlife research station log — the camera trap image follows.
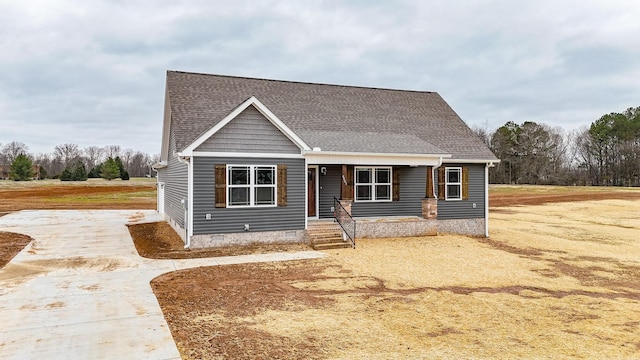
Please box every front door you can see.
[307,168,317,217]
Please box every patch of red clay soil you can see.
[490,191,640,207]
[128,221,311,259]
[0,232,32,268]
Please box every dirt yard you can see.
[150,188,640,359]
[0,232,32,268]
[128,221,311,259]
[2,182,640,358]
[0,178,156,216]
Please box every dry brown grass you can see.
[0,178,156,216]
[153,196,640,359]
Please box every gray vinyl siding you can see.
[158,127,188,227]
[195,106,301,154]
[437,164,485,219]
[317,165,426,218]
[351,166,425,217]
[318,165,342,218]
[192,156,305,234]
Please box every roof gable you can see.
[195,105,303,155]
[165,71,498,161]
[181,96,309,156]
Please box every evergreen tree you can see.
[88,163,102,178]
[114,156,129,180]
[9,153,34,181]
[60,168,73,181]
[73,162,88,181]
[38,166,48,180]
[101,157,120,180]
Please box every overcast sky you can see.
[1,0,639,155]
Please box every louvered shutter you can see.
[214,164,226,208]
[392,167,400,201]
[462,167,469,200]
[277,164,287,206]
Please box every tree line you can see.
[0,142,159,181]
[474,106,640,186]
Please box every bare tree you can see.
[53,143,81,170]
[120,148,135,171]
[471,122,492,148]
[104,145,121,159]
[1,141,29,163]
[83,146,104,171]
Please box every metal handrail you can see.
[333,197,356,248]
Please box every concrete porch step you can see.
[311,241,353,250]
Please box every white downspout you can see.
[176,154,191,249]
[485,162,492,237]
[432,157,443,200]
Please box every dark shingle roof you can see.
[166,71,498,161]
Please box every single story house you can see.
[154,71,499,249]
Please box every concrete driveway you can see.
[0,210,324,359]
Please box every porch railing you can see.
[333,197,356,248]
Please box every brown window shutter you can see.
[215,164,226,208]
[341,165,354,200]
[438,167,445,199]
[462,166,469,200]
[426,166,434,198]
[392,167,400,201]
[277,164,287,206]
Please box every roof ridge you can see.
[167,70,436,95]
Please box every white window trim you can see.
[226,165,277,208]
[354,166,393,202]
[445,167,462,201]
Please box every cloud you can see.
[1,0,639,154]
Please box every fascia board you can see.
[444,158,502,164]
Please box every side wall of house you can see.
[317,165,426,218]
[157,126,188,230]
[192,156,305,234]
[436,163,485,219]
[196,106,301,154]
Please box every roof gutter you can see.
[303,150,452,158]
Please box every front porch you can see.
[307,215,438,250]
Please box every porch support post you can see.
[423,166,438,219]
[422,198,438,219]
[341,165,354,201]
[340,200,353,216]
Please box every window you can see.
[355,167,392,202]
[445,167,462,200]
[227,165,276,207]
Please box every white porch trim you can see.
[304,151,450,166]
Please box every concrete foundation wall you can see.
[356,218,437,238]
[179,217,486,249]
[437,218,485,237]
[165,214,187,243]
[190,229,306,248]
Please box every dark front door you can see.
[307,168,316,217]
